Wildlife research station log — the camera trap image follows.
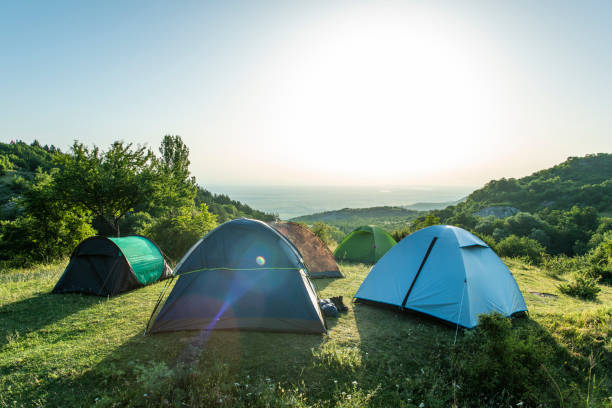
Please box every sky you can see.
[1,0,611,188]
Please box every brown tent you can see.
[269,221,343,278]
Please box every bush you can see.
[309,222,344,248]
[390,226,410,242]
[541,254,589,278]
[586,231,612,284]
[141,204,217,262]
[495,235,545,265]
[558,272,601,300]
[0,171,95,265]
[451,313,557,407]
[0,154,13,176]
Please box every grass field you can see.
[0,260,610,407]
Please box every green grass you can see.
[0,259,610,407]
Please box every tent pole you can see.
[453,279,467,345]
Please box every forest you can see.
[0,138,274,264]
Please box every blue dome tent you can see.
[354,225,527,328]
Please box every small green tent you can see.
[52,235,172,296]
[333,226,396,263]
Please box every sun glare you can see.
[220,6,505,185]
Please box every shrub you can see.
[390,226,410,242]
[541,254,589,278]
[141,204,217,262]
[310,222,344,248]
[586,231,612,284]
[495,235,545,265]
[558,272,601,300]
[451,313,559,406]
[0,171,95,265]
[0,154,12,176]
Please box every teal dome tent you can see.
[53,235,172,296]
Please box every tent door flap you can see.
[401,237,437,307]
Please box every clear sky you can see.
[1,0,611,187]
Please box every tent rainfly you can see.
[333,226,396,263]
[52,235,172,297]
[354,225,528,328]
[147,218,326,334]
[269,221,343,278]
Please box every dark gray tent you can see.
[53,235,172,296]
[148,219,326,334]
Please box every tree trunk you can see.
[114,218,120,237]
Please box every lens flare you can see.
[256,256,266,266]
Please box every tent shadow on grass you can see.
[352,301,611,406]
[0,292,101,348]
[310,277,337,292]
[31,327,329,406]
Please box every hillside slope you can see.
[291,206,419,233]
[464,153,612,213]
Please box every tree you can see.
[411,214,441,232]
[0,170,95,264]
[151,135,197,216]
[54,141,157,236]
[141,203,217,260]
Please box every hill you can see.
[291,206,420,233]
[402,198,465,211]
[463,153,612,213]
[1,259,610,406]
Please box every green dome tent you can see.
[333,226,396,263]
[53,235,172,296]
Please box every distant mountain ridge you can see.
[402,198,465,211]
[292,153,611,232]
[291,206,419,233]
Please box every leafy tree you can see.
[495,235,545,264]
[0,154,13,176]
[309,222,344,247]
[0,170,95,264]
[411,214,441,231]
[54,141,157,236]
[151,135,197,216]
[141,204,217,261]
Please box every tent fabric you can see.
[148,218,326,334]
[354,225,527,328]
[52,235,171,297]
[108,236,166,285]
[269,221,343,278]
[333,226,396,263]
